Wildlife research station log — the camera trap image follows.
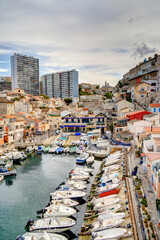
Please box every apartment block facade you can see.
[122,54,160,93]
[42,70,79,100]
[11,53,39,95]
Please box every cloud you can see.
[132,42,158,58]
[0,68,8,73]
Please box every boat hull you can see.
[99,189,120,198]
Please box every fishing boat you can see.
[92,228,127,239]
[0,175,4,182]
[49,146,57,153]
[38,205,77,218]
[76,153,89,165]
[55,147,64,154]
[97,183,119,195]
[91,218,125,232]
[99,188,121,198]
[37,146,43,155]
[43,146,51,153]
[86,155,94,165]
[98,212,125,221]
[20,231,68,240]
[94,197,120,210]
[98,203,121,214]
[50,190,86,200]
[29,217,76,233]
[50,198,79,207]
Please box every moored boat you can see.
[50,198,79,207]
[99,188,121,198]
[92,227,127,239]
[0,175,4,182]
[38,205,77,218]
[76,153,89,165]
[50,189,86,200]
[91,218,124,232]
[94,197,120,210]
[98,203,121,214]
[20,231,68,240]
[97,183,119,195]
[29,217,76,233]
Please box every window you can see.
[159,108,160,113]
[147,86,149,90]
[153,108,156,113]
[141,94,144,97]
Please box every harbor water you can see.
[0,153,99,240]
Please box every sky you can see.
[0,0,160,86]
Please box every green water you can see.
[0,154,77,240]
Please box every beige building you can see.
[127,82,151,100]
[0,98,14,115]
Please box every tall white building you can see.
[10,53,39,95]
[42,70,79,100]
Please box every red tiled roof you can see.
[141,153,146,157]
[146,153,160,162]
[149,103,160,108]
[127,110,151,116]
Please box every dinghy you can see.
[98,203,121,214]
[42,205,76,218]
[50,190,86,200]
[92,228,127,240]
[21,231,68,240]
[29,217,76,233]
[91,218,124,232]
[94,197,120,210]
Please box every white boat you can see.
[59,183,86,191]
[33,146,38,151]
[72,166,93,174]
[50,190,86,200]
[104,159,121,167]
[51,198,79,207]
[103,164,121,172]
[70,169,90,176]
[91,218,125,232]
[92,228,127,239]
[86,155,95,165]
[97,183,119,194]
[66,179,86,186]
[25,146,33,154]
[76,153,89,165]
[91,194,118,204]
[70,174,89,181]
[98,204,121,214]
[94,198,120,210]
[0,175,4,182]
[49,146,57,153]
[98,212,125,221]
[21,231,68,240]
[64,147,70,153]
[42,205,76,218]
[94,150,108,159]
[29,217,76,233]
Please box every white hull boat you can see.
[49,146,57,153]
[94,150,108,159]
[92,228,127,239]
[103,164,121,172]
[94,198,120,210]
[50,190,86,200]
[104,159,121,167]
[43,205,76,218]
[29,217,76,233]
[86,156,95,164]
[76,153,89,165]
[73,166,93,174]
[98,212,125,221]
[70,174,89,181]
[22,231,68,240]
[0,169,16,176]
[91,218,124,232]
[51,198,79,207]
[97,183,119,194]
[59,183,86,191]
[91,194,118,204]
[0,175,4,182]
[98,204,121,214]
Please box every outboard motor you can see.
[25,219,34,229]
[36,209,47,215]
[16,236,24,240]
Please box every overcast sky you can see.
[0,0,159,86]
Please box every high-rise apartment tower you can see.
[11,53,39,95]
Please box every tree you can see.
[104,92,112,99]
[40,94,49,99]
[110,123,114,133]
[64,98,73,105]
